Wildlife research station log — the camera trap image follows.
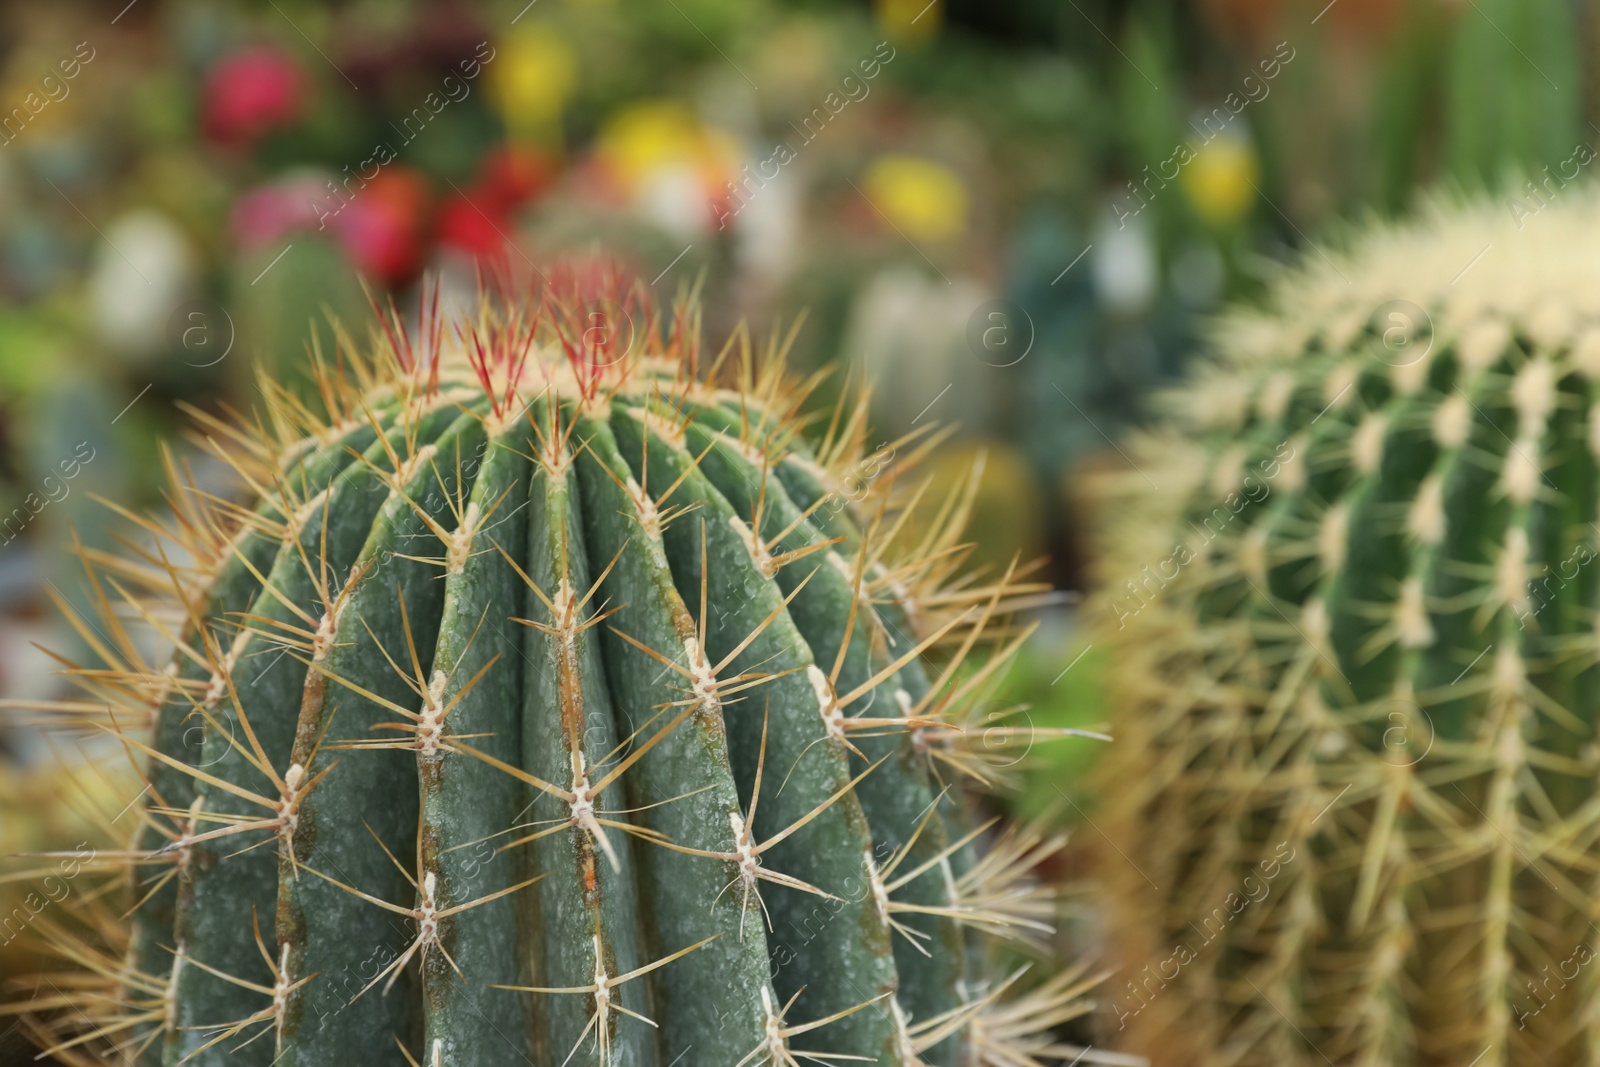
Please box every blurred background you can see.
[0,0,1590,1053]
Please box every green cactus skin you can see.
[171,407,464,1065]
[8,295,1082,1067]
[671,407,971,1064]
[1097,193,1600,1067]
[126,416,381,992]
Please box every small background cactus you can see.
[1096,188,1600,1067]
[1,281,1099,1067]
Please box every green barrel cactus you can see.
[6,290,1091,1067]
[1096,190,1600,1067]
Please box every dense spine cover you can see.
[2,283,1092,1067]
[1097,192,1600,1067]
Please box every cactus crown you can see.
[6,280,1084,1067]
[1099,191,1600,1066]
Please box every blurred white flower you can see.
[849,266,993,432]
[734,155,801,279]
[1093,208,1157,316]
[88,209,195,356]
[636,165,713,238]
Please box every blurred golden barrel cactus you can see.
[1096,188,1600,1067]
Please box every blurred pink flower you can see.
[203,46,305,147]
[233,169,431,286]
[231,174,328,247]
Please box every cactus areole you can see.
[1098,193,1600,1067]
[10,287,1085,1067]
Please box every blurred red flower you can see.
[336,168,432,286]
[480,146,552,207]
[437,145,552,258]
[203,46,305,147]
[435,195,505,260]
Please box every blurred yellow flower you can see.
[488,25,577,141]
[598,100,736,188]
[875,0,941,46]
[1181,133,1259,229]
[863,155,967,244]
[600,100,700,181]
[0,75,79,139]
[596,100,739,233]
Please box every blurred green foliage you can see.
[1000,639,1109,823]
